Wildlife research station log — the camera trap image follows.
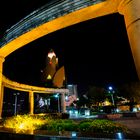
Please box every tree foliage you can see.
[86,86,106,106]
[118,82,140,103]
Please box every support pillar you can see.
[118,0,140,79]
[0,56,5,118]
[29,91,34,115]
[61,93,66,113]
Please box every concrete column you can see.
[0,56,5,118]
[61,93,66,113]
[118,0,140,79]
[29,91,34,115]
[0,85,4,118]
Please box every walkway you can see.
[115,118,140,136]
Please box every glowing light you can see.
[85,110,90,116]
[3,115,46,133]
[71,131,77,137]
[133,108,137,112]
[116,132,124,139]
[65,95,68,100]
[104,100,111,106]
[108,86,113,90]
[47,75,52,79]
[67,85,73,87]
[75,110,78,117]
[54,93,59,98]
[69,110,72,115]
[19,123,24,129]
[48,50,56,60]
[116,108,120,113]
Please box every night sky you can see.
[0,0,139,94]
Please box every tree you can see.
[76,94,89,108]
[86,86,106,107]
[118,82,140,104]
[117,82,140,112]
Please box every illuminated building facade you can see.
[65,84,78,107]
[41,49,65,88]
[41,49,58,86]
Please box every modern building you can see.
[41,49,58,86]
[65,84,78,107]
[41,49,65,88]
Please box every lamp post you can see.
[54,93,60,113]
[108,86,115,106]
[13,92,20,115]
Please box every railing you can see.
[0,0,105,47]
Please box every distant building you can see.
[41,49,58,84]
[41,49,65,88]
[65,84,78,106]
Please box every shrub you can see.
[3,114,47,132]
[61,113,70,119]
[2,115,128,134]
[40,119,78,132]
[78,119,128,134]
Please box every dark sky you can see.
[0,0,139,94]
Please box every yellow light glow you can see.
[48,51,56,60]
[104,100,111,106]
[47,75,52,79]
[19,123,24,129]
[3,115,47,133]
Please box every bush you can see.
[61,113,69,119]
[2,115,128,134]
[78,119,128,134]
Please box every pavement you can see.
[70,113,140,138]
[115,117,140,136]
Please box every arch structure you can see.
[2,75,69,116]
[0,0,140,117]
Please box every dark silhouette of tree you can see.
[118,82,140,104]
[118,82,140,111]
[76,94,89,108]
[86,86,106,107]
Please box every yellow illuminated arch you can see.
[0,0,121,57]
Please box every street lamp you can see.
[54,93,60,113]
[13,92,20,115]
[108,86,115,106]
